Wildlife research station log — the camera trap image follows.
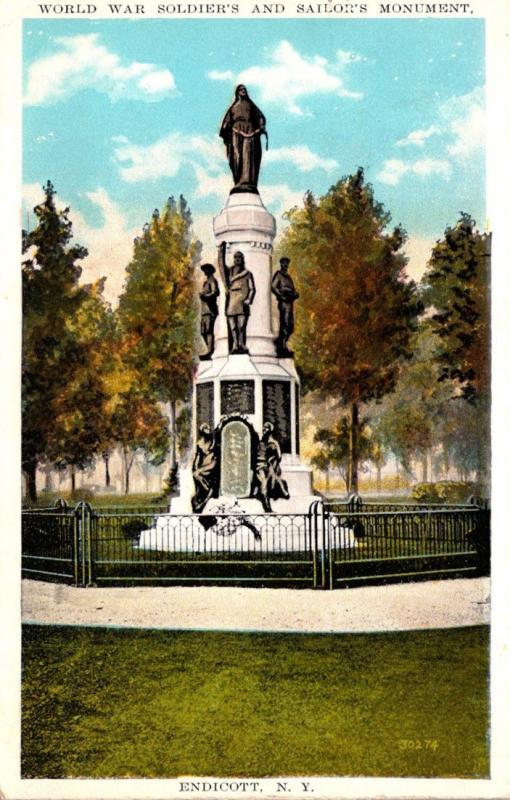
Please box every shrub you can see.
[411,481,486,504]
[69,488,95,503]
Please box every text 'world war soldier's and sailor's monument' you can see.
[171,85,314,514]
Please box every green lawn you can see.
[22,624,489,779]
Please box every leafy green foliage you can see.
[411,481,485,504]
[279,168,422,491]
[312,416,374,491]
[280,168,422,402]
[22,181,96,499]
[371,327,450,477]
[118,198,201,405]
[423,214,490,405]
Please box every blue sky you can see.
[23,18,485,302]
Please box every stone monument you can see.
[171,86,315,513]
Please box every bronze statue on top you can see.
[219,85,267,193]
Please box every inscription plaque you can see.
[220,421,251,497]
[263,380,291,454]
[196,382,214,434]
[220,380,255,415]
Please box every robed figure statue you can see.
[219,85,267,193]
[253,422,290,512]
[191,424,218,514]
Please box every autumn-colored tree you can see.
[279,168,422,492]
[111,387,169,495]
[46,278,113,491]
[22,181,89,501]
[118,198,201,469]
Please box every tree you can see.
[423,215,490,482]
[111,387,169,495]
[312,416,374,494]
[279,168,422,492]
[118,198,201,469]
[46,278,113,491]
[423,214,490,405]
[434,395,486,481]
[22,181,88,501]
[369,327,452,482]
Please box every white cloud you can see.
[391,86,484,172]
[440,86,485,158]
[262,183,304,219]
[209,40,363,115]
[193,164,231,201]
[24,33,176,106]
[266,145,338,173]
[396,125,441,147]
[114,132,223,183]
[208,69,235,81]
[23,183,138,304]
[377,157,452,186]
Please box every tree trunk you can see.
[71,466,76,493]
[348,402,359,495]
[376,464,382,493]
[43,466,53,492]
[442,446,451,479]
[122,447,134,495]
[103,452,111,487]
[25,461,38,503]
[325,468,330,494]
[421,453,428,483]
[170,399,177,469]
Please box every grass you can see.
[22,624,489,779]
[24,492,167,509]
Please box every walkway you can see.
[22,577,490,633]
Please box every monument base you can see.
[169,464,317,515]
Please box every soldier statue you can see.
[199,263,219,360]
[219,85,267,193]
[271,257,299,358]
[218,241,256,355]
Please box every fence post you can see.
[468,496,490,576]
[74,502,93,587]
[309,500,328,589]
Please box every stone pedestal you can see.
[170,191,316,514]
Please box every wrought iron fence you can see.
[322,503,487,589]
[22,502,78,584]
[89,509,316,587]
[22,497,489,588]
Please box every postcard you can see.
[1,0,510,798]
